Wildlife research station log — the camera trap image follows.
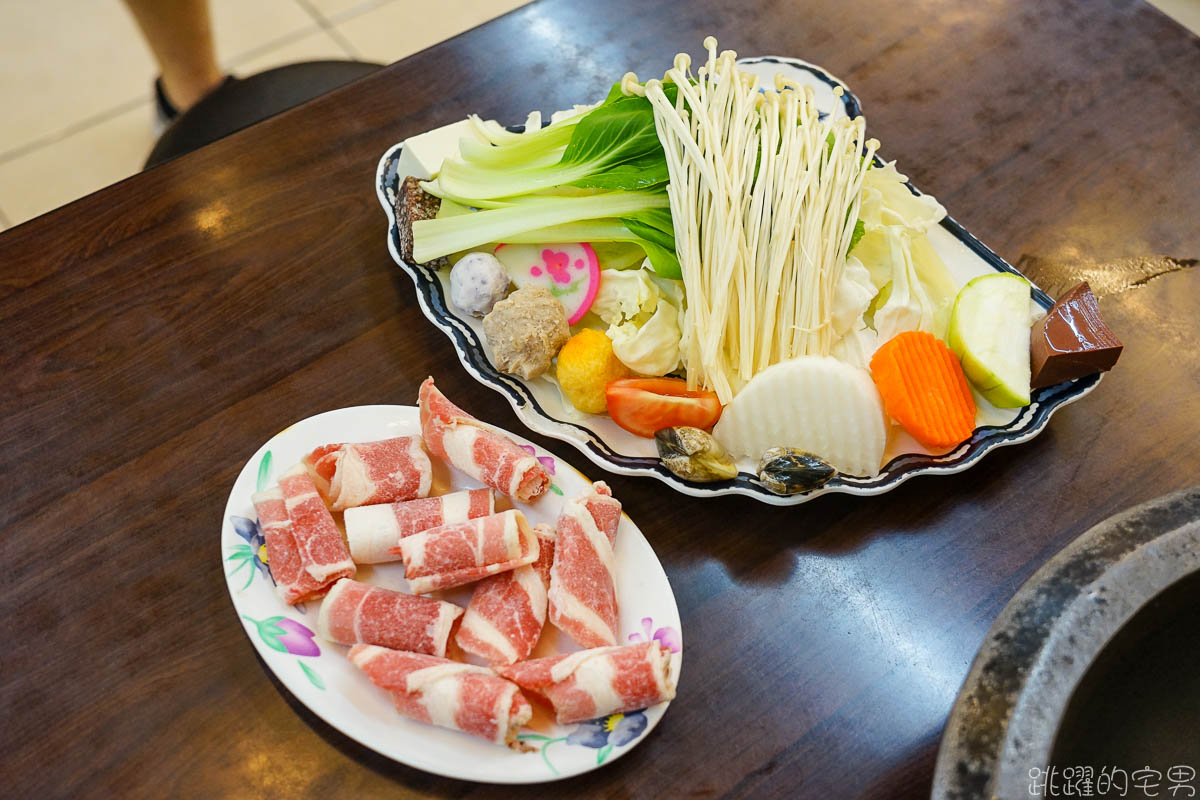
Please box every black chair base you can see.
[144,60,382,169]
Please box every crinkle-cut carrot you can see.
[869,330,977,450]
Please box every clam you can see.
[655,426,739,483]
[757,447,836,495]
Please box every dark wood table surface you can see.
[3,0,1198,797]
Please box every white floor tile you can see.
[304,0,396,25]
[211,0,321,69]
[0,0,157,157]
[0,0,528,226]
[1146,0,1200,35]
[0,0,322,161]
[232,29,354,76]
[0,101,157,226]
[335,0,532,64]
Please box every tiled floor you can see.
[1151,0,1200,33]
[0,0,1195,232]
[0,0,532,229]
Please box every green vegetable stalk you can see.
[412,192,670,266]
[411,85,682,278]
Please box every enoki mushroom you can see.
[626,38,878,403]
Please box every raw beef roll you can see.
[251,485,328,605]
[496,642,676,725]
[316,578,462,657]
[302,436,432,511]
[343,488,494,564]
[301,443,342,495]
[418,377,549,502]
[547,482,622,648]
[392,510,539,594]
[278,465,357,583]
[349,645,533,748]
[253,465,356,604]
[455,523,557,665]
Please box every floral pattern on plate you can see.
[221,404,682,783]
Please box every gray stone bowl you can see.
[933,486,1200,799]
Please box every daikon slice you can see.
[712,356,887,477]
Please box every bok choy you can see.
[411,86,682,278]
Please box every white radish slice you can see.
[493,242,600,324]
[712,356,887,477]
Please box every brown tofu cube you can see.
[395,176,449,269]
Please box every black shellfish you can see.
[757,447,836,494]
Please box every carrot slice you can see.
[869,330,977,450]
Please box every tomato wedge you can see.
[604,377,723,438]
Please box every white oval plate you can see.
[221,404,682,783]
[375,56,1101,504]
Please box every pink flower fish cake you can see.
[493,242,600,324]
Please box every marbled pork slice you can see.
[547,482,622,648]
[304,437,432,512]
[251,486,327,605]
[349,645,532,748]
[455,523,557,665]
[343,488,494,564]
[393,510,538,594]
[496,642,676,725]
[301,442,342,503]
[278,465,356,587]
[418,377,549,502]
[316,578,462,656]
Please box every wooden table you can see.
[3,0,1197,796]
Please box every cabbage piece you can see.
[831,326,879,371]
[590,266,683,376]
[831,256,876,340]
[610,302,681,376]
[852,161,960,343]
[860,161,946,233]
[867,227,934,341]
[910,234,959,339]
[829,256,879,369]
[591,268,659,325]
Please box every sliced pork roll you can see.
[392,510,539,594]
[349,645,533,749]
[418,377,549,502]
[343,488,494,564]
[251,485,328,605]
[316,578,462,657]
[302,436,432,512]
[495,642,676,725]
[455,523,557,665]
[278,465,357,584]
[252,466,355,604]
[547,482,622,648]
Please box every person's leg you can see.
[122,0,224,111]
